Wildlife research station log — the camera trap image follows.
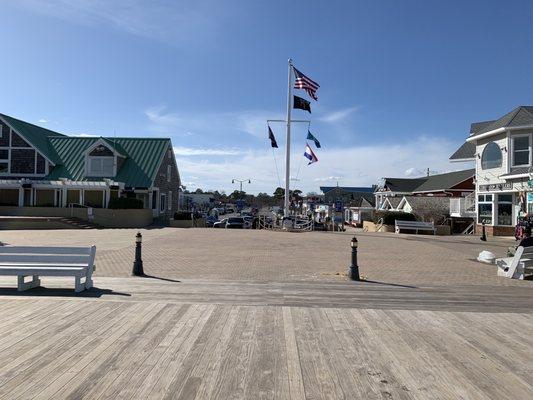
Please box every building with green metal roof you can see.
[0,113,181,221]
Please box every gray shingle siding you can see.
[153,145,180,220]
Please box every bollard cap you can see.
[136,231,142,243]
[351,236,358,247]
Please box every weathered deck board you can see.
[0,278,532,399]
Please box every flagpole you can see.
[284,58,293,218]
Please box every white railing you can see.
[450,193,476,218]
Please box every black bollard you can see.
[132,231,144,276]
[480,222,487,242]
[349,236,360,281]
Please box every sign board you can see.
[236,199,245,210]
[528,180,533,188]
[335,201,343,212]
[478,183,513,191]
[527,193,533,203]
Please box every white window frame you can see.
[511,133,531,167]
[86,156,115,177]
[160,193,167,212]
[477,194,493,225]
[496,193,513,226]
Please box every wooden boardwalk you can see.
[0,277,532,399]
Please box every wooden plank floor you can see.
[0,295,532,399]
[1,276,532,313]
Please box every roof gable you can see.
[47,137,170,187]
[469,106,533,138]
[0,113,64,164]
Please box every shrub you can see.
[108,197,144,209]
[373,210,416,225]
[173,211,193,220]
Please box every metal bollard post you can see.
[480,222,487,242]
[349,236,360,281]
[132,231,144,276]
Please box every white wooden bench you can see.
[0,246,96,292]
[495,246,533,280]
[395,220,436,235]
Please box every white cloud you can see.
[319,106,358,123]
[71,133,99,137]
[13,0,223,45]
[173,146,243,156]
[176,136,473,194]
[38,118,47,123]
[145,105,279,138]
[314,176,342,182]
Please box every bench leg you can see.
[85,264,94,290]
[17,275,41,291]
[75,276,85,293]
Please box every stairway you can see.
[57,217,103,229]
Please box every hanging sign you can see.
[528,180,533,188]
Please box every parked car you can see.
[226,217,245,229]
[226,208,235,214]
[213,218,228,228]
[206,216,219,227]
[242,216,253,229]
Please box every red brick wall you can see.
[475,224,514,237]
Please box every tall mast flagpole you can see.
[284,58,293,218]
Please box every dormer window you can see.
[85,142,116,177]
[88,156,114,176]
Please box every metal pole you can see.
[480,221,487,241]
[284,59,293,218]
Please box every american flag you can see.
[293,67,320,100]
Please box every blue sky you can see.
[2,1,533,194]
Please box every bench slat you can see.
[0,246,92,255]
[0,255,91,264]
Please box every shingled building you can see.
[0,113,180,221]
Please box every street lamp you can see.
[132,231,144,276]
[232,178,251,193]
[349,236,360,281]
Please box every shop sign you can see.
[528,180,533,188]
[478,183,513,191]
[527,193,533,203]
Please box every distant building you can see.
[320,186,375,206]
[0,113,180,220]
[397,196,451,224]
[450,105,533,236]
[375,169,475,210]
[181,192,214,210]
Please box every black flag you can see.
[293,95,311,113]
[268,126,278,148]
